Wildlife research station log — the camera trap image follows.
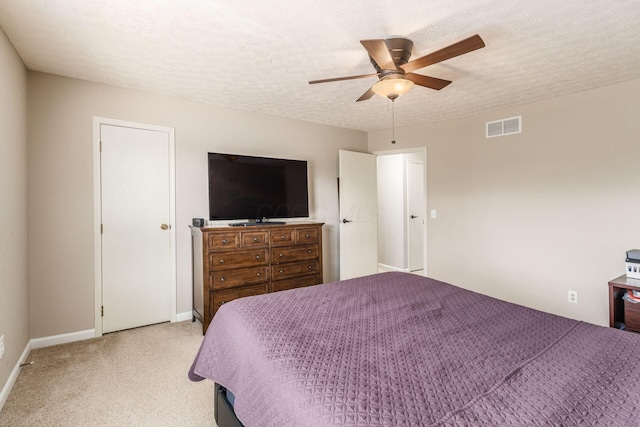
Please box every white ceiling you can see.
[1,0,639,132]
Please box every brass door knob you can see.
[161,223,169,230]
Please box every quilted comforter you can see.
[189,272,640,426]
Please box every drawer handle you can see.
[279,253,284,257]
[308,265,313,269]
[220,277,226,282]
[256,272,261,276]
[308,250,312,254]
[305,233,310,238]
[279,269,284,273]
[220,301,226,305]
[256,255,261,259]
[253,237,259,243]
[222,239,228,244]
[219,259,225,263]
[280,235,286,240]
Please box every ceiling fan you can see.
[309,34,485,102]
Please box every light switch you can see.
[430,210,437,219]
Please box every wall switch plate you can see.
[430,210,437,218]
[0,335,5,360]
[568,291,578,304]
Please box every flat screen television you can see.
[208,152,309,224]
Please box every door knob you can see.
[410,215,418,219]
[161,223,170,230]
[342,219,352,223]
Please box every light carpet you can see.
[0,321,215,426]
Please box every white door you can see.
[407,161,424,271]
[339,150,378,279]
[100,124,172,333]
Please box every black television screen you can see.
[208,152,309,222]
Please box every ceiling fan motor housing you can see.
[370,37,414,74]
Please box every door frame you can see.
[372,147,427,276]
[406,159,424,272]
[92,117,177,337]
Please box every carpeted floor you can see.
[0,320,215,426]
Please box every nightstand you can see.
[608,275,640,331]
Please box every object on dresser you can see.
[192,218,205,227]
[625,249,640,279]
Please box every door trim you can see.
[406,159,424,272]
[92,117,177,337]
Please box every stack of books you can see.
[624,289,640,304]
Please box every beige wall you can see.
[369,78,640,326]
[0,29,29,393]
[27,72,367,338]
[16,56,640,340]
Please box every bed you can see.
[189,272,640,426]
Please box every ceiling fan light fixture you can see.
[372,77,415,99]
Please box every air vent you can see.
[486,116,522,138]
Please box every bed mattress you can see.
[189,272,640,426]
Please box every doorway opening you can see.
[373,148,427,275]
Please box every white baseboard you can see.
[378,263,409,273]
[30,329,95,350]
[0,340,32,413]
[176,311,193,322]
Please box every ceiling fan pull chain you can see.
[391,99,396,144]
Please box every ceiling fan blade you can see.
[400,34,485,73]
[356,88,375,102]
[309,73,378,84]
[360,39,397,70]
[405,73,452,90]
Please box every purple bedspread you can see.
[189,272,640,426]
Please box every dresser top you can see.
[190,221,324,232]
[608,274,640,290]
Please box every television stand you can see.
[229,220,286,227]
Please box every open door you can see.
[338,150,378,279]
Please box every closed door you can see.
[407,161,424,271]
[100,124,172,333]
[339,150,378,279]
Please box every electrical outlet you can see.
[0,335,5,360]
[568,291,578,304]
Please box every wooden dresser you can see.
[190,222,323,334]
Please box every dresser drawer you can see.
[272,275,319,293]
[209,283,267,317]
[208,232,240,250]
[272,260,319,280]
[270,229,295,246]
[210,249,269,270]
[624,299,640,332]
[296,227,319,244]
[272,244,318,264]
[209,266,269,290]
[241,231,269,248]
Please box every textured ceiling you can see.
[1,0,640,132]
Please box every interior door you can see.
[407,161,424,271]
[100,124,172,333]
[339,150,378,279]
